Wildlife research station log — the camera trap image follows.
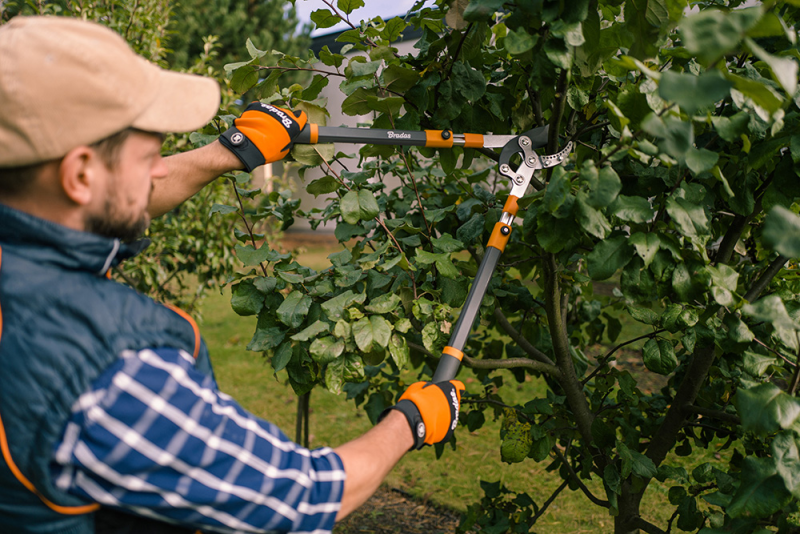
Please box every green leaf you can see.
[209,204,238,217]
[457,213,485,243]
[742,295,799,332]
[643,338,678,375]
[772,432,800,498]
[712,112,750,143]
[231,279,265,316]
[388,333,410,370]
[658,70,732,114]
[629,233,659,267]
[764,206,800,258]
[630,449,658,478]
[352,316,392,352]
[276,291,312,329]
[235,243,270,266]
[291,320,331,342]
[310,336,345,364]
[587,166,622,208]
[272,341,293,372]
[685,148,719,176]
[292,143,335,167]
[365,293,401,314]
[337,0,364,15]
[666,196,709,240]
[724,315,754,344]
[728,457,792,519]
[642,114,694,158]
[341,87,377,116]
[247,314,285,352]
[462,0,505,22]
[745,37,798,96]
[505,27,538,55]
[307,176,341,197]
[627,305,661,326]
[311,8,341,29]
[383,64,420,92]
[587,236,634,280]
[743,351,777,377]
[679,7,761,65]
[230,64,259,94]
[724,72,783,114]
[365,95,405,115]
[544,166,571,213]
[340,190,380,224]
[432,234,465,253]
[576,194,611,239]
[451,62,486,102]
[736,383,800,435]
[609,195,654,224]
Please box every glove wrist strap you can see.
[219,126,266,172]
[380,400,426,450]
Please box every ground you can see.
[334,486,464,534]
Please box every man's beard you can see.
[85,196,150,243]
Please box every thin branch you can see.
[407,342,562,378]
[444,23,475,80]
[529,479,569,527]
[682,405,741,425]
[552,448,609,508]
[743,255,788,302]
[316,148,419,298]
[231,179,268,277]
[582,329,667,386]
[752,337,797,368]
[790,338,800,396]
[493,307,555,365]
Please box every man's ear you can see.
[59,146,101,206]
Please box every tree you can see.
[0,0,243,314]
[165,0,311,71]
[220,0,800,531]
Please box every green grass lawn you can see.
[198,245,729,533]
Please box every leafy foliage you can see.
[165,0,311,71]
[217,0,800,530]
[1,1,245,315]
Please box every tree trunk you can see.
[614,485,645,534]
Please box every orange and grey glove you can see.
[219,102,308,172]
[383,380,465,450]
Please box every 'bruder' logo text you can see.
[387,131,411,139]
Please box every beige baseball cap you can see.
[0,16,221,167]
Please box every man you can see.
[0,16,464,534]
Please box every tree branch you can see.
[543,254,599,457]
[682,405,741,425]
[493,307,556,366]
[743,255,787,302]
[582,329,667,386]
[553,448,609,508]
[407,342,562,378]
[627,516,667,534]
[529,479,569,527]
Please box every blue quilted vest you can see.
[0,204,214,533]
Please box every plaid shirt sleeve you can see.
[50,347,345,534]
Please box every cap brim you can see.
[132,60,220,134]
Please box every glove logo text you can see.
[449,389,460,430]
[263,104,294,129]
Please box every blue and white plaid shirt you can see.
[51,347,345,534]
